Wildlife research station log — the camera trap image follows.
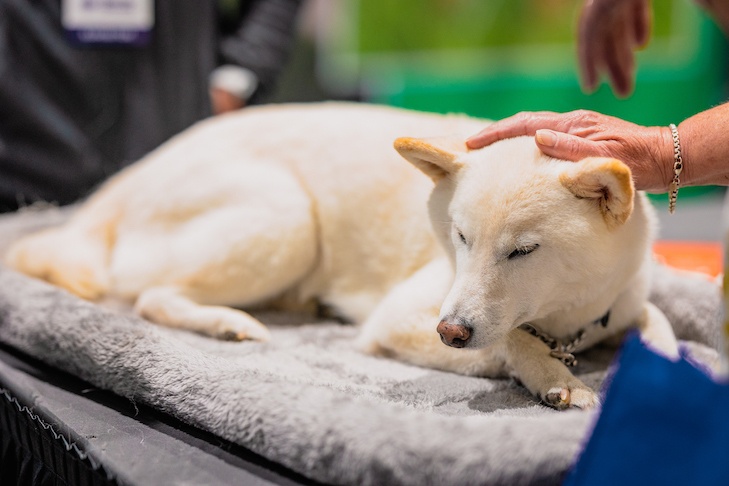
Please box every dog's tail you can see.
[4,210,115,300]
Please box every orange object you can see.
[653,241,723,278]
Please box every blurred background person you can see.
[0,0,302,212]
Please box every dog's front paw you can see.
[211,314,272,342]
[542,384,600,411]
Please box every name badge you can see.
[62,0,155,47]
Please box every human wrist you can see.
[653,125,677,192]
[676,119,693,187]
[666,124,685,213]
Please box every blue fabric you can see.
[565,335,729,485]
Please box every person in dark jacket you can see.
[0,0,302,212]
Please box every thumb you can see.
[535,129,599,161]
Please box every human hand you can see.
[210,87,246,115]
[209,65,257,115]
[578,0,652,97]
[466,110,674,192]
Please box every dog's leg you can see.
[502,329,600,410]
[123,201,316,340]
[4,191,123,300]
[358,258,506,376]
[360,260,598,408]
[112,169,319,340]
[634,301,680,360]
[134,286,271,341]
[5,226,110,300]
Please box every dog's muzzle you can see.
[437,319,472,348]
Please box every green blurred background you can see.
[318,0,728,126]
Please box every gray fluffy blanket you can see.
[0,207,722,485]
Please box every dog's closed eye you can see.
[452,225,469,246]
[508,244,539,260]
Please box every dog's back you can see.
[5,103,484,319]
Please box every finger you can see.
[577,35,600,93]
[603,23,635,97]
[535,129,604,161]
[632,0,652,46]
[577,6,602,92]
[466,112,558,149]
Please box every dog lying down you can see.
[5,102,679,409]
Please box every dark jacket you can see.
[0,0,301,211]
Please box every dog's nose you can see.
[437,319,471,348]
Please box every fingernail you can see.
[536,129,557,147]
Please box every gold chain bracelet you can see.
[668,123,683,214]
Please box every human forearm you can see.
[677,102,729,187]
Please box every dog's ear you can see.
[559,157,635,228]
[394,137,466,182]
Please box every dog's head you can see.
[395,135,650,349]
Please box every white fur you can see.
[5,102,678,409]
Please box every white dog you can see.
[5,102,678,409]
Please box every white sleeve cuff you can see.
[209,65,259,101]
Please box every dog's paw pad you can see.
[216,323,271,342]
[544,387,571,410]
[218,330,247,341]
[543,386,599,410]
